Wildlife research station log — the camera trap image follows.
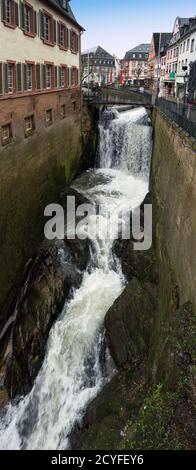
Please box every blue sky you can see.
[72,0,196,58]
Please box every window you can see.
[40,11,55,45]
[60,66,67,87]
[70,30,78,53]
[24,115,35,136]
[191,39,195,53]
[187,39,190,51]
[44,14,50,41]
[60,104,66,118]
[24,3,33,34]
[46,109,53,125]
[183,41,185,53]
[2,123,12,144]
[7,63,14,93]
[3,0,15,27]
[71,67,78,86]
[72,100,76,111]
[59,23,67,49]
[45,64,52,88]
[27,64,33,91]
[1,123,12,145]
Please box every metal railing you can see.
[157,97,196,140]
[83,87,152,107]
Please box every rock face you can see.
[114,192,158,284]
[0,185,93,407]
[105,278,157,369]
[0,232,88,403]
[71,365,146,450]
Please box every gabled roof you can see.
[127,44,150,53]
[82,46,114,60]
[178,17,190,27]
[123,43,150,60]
[152,33,173,54]
[47,0,84,31]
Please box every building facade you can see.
[175,18,196,99]
[121,44,150,85]
[0,0,83,146]
[160,17,190,96]
[148,33,172,89]
[82,46,115,86]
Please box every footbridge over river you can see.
[83,87,153,108]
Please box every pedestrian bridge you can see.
[83,87,153,108]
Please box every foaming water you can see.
[0,107,152,450]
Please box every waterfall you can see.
[0,107,152,450]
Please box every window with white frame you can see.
[46,64,52,88]
[191,39,195,53]
[60,67,66,87]
[8,63,14,93]
[24,4,31,32]
[24,115,34,134]
[27,64,33,91]
[1,123,12,144]
[44,14,50,41]
[5,0,12,24]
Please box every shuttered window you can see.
[71,67,79,87]
[36,64,41,90]
[58,22,68,50]
[59,66,67,88]
[70,30,79,53]
[40,10,55,46]
[7,63,16,93]
[1,0,18,28]
[43,64,54,89]
[16,63,22,92]
[20,2,36,36]
[54,66,58,88]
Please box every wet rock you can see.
[71,366,146,450]
[65,237,90,272]
[0,239,83,402]
[105,278,157,369]
[113,192,158,284]
[61,187,92,271]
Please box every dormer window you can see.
[62,0,67,9]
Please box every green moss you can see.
[123,384,184,450]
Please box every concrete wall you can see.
[0,92,96,316]
[151,108,196,316]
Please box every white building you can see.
[0,0,83,98]
[82,46,116,86]
[176,18,196,99]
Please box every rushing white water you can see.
[0,106,152,450]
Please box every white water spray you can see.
[0,107,152,450]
